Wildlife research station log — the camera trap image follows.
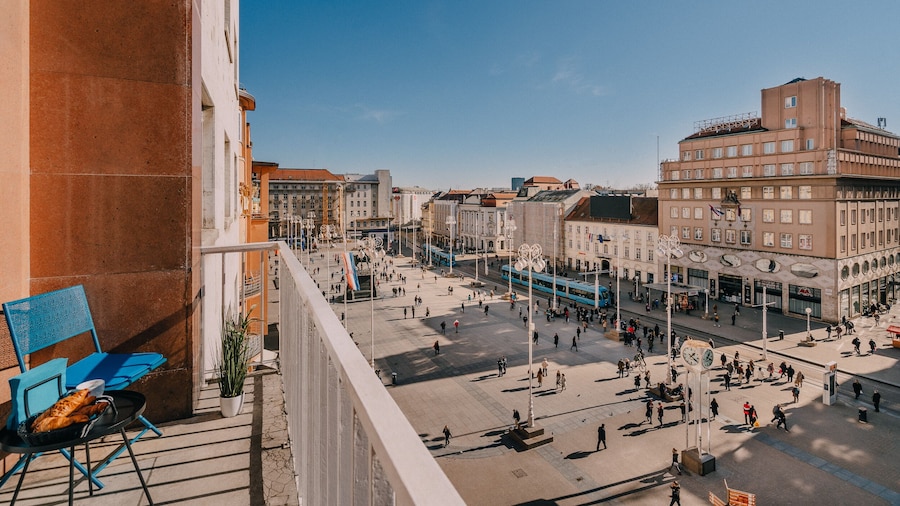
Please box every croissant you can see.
[31,389,91,429]
[71,400,109,418]
[32,413,88,433]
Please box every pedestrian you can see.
[826,324,832,340]
[670,448,682,475]
[724,372,731,391]
[795,370,804,387]
[523,314,528,327]
[714,312,720,327]
[440,321,446,334]
[634,374,641,391]
[731,313,736,325]
[786,364,795,383]
[669,480,681,505]
[853,378,863,399]
[513,409,521,428]
[657,403,664,425]
[536,368,544,388]
[772,405,788,431]
[734,303,740,316]
[617,359,625,378]
[497,357,504,377]
[679,400,686,422]
[779,361,787,379]
[533,331,539,345]
[571,335,578,352]
[453,319,459,333]
[433,340,440,355]
[442,425,452,447]
[596,423,607,450]
[576,326,581,340]
[542,358,549,377]
[403,307,407,318]
[461,302,465,313]
[411,306,415,318]
[556,370,562,390]
[710,397,719,419]
[792,386,800,403]
[484,305,489,316]
[743,401,752,425]
[749,405,758,428]
[561,373,567,391]
[645,399,654,423]
[852,336,861,355]
[873,389,881,412]
[644,370,651,389]
[502,356,508,374]
[553,332,559,348]
[720,353,727,369]
[869,338,877,355]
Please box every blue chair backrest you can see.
[2,285,102,373]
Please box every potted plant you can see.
[217,309,254,417]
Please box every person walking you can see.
[873,389,882,412]
[442,425,452,447]
[453,319,459,333]
[433,340,440,355]
[576,326,582,340]
[634,374,642,391]
[679,401,687,422]
[571,335,578,352]
[440,321,446,334]
[743,401,752,425]
[644,370,651,389]
[553,332,559,348]
[533,331,539,345]
[497,357,504,377]
[869,338,877,355]
[792,386,800,403]
[724,372,732,391]
[714,312,720,327]
[542,358,549,377]
[731,313,736,325]
[645,400,654,423]
[669,480,681,505]
[772,405,789,431]
[670,448,682,475]
[596,423,607,450]
[710,397,719,420]
[536,368,544,388]
[513,409,521,428]
[657,403,665,425]
[852,336,861,355]
[560,373,567,391]
[795,370,804,387]
[786,364,795,383]
[853,378,863,399]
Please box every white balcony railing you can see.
[201,242,463,505]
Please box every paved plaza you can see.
[332,250,900,505]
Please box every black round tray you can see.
[17,398,112,446]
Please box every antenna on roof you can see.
[877,118,887,129]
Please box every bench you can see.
[648,386,683,403]
[2,285,166,485]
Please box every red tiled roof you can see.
[525,176,562,185]
[270,168,344,182]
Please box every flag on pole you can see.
[342,251,361,291]
[597,234,604,243]
[709,205,724,217]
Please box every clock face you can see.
[682,347,700,367]
[701,348,715,369]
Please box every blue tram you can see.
[422,244,456,267]
[501,265,611,308]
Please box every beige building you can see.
[659,77,900,323]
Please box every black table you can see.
[0,390,154,505]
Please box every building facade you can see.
[659,77,900,322]
[508,189,594,272]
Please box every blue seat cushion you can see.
[7,358,68,430]
[66,352,166,391]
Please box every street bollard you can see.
[779,330,784,340]
[391,372,398,385]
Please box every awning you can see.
[643,282,706,296]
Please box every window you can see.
[670,189,679,199]
[726,229,736,244]
[670,206,679,218]
[785,118,797,128]
[851,209,856,224]
[711,228,721,242]
[712,187,722,199]
[785,96,797,108]
[694,207,703,219]
[713,147,723,159]
[798,185,812,199]
[763,186,775,199]
[670,171,680,181]
[727,166,737,178]
[861,209,866,224]
[695,149,704,160]
[742,166,754,177]
[780,210,793,223]
[682,151,692,161]
[740,230,752,245]
[764,164,776,176]
[712,167,723,179]
[682,226,690,239]
[800,162,814,175]
[741,144,753,156]
[781,140,794,152]
[806,139,814,150]
[636,248,641,260]
[851,234,857,250]
[840,235,846,252]
[763,142,776,154]
[726,146,737,157]
[694,168,704,179]
[780,186,793,199]
[840,209,846,225]
[879,208,884,222]
[694,227,703,240]
[780,233,793,248]
[780,163,794,176]
[682,188,690,199]
[763,232,775,247]
[682,170,692,180]
[799,234,812,250]
[671,225,678,236]
[682,207,690,218]
[740,208,752,221]
[799,210,812,224]
[694,188,703,199]
[725,208,737,221]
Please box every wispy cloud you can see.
[552,57,607,96]
[354,104,404,124]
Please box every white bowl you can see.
[77,379,105,398]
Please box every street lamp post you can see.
[805,307,812,340]
[515,243,545,428]
[657,235,683,384]
[305,212,316,269]
[359,236,385,369]
[446,216,456,275]
[505,218,517,297]
[613,232,628,337]
[704,288,710,319]
[485,216,494,276]
[474,213,481,284]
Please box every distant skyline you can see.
[240,1,900,191]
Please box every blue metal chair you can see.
[2,285,167,485]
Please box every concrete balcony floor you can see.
[0,372,294,506]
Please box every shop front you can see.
[717,274,743,304]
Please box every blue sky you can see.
[240,1,900,191]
